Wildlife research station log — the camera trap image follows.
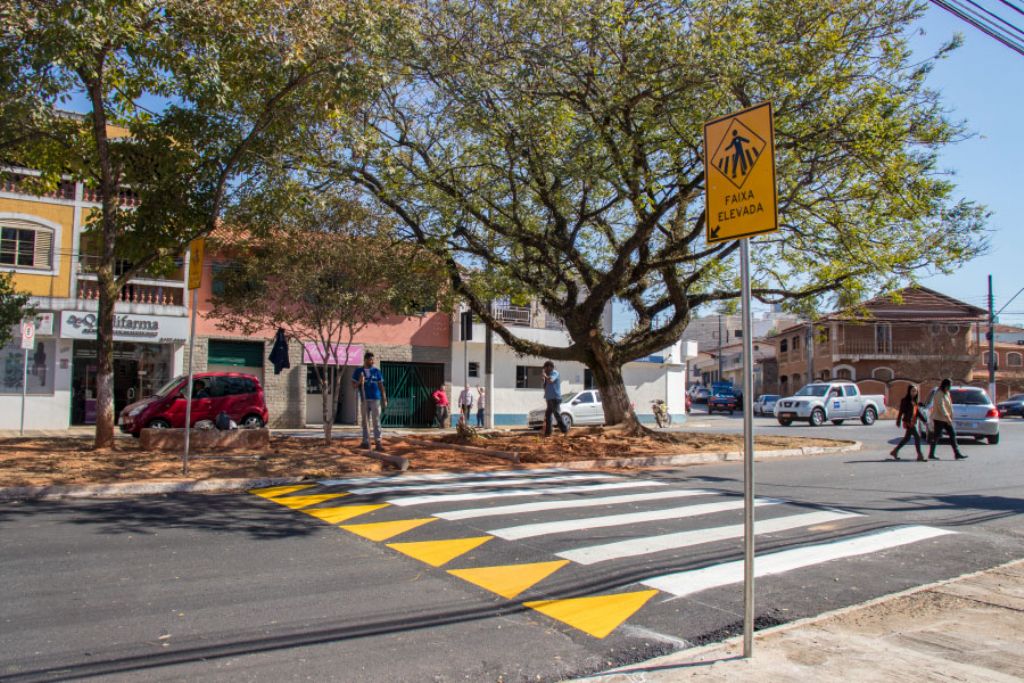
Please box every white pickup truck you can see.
[774,381,885,427]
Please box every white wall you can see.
[0,338,72,430]
[452,343,688,425]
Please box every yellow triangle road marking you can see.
[270,493,348,509]
[387,536,493,568]
[250,484,315,499]
[341,518,437,542]
[303,504,389,524]
[524,590,658,639]
[448,560,569,600]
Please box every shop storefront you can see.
[60,311,187,425]
[0,313,70,430]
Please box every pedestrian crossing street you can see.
[250,468,955,640]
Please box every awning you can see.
[303,342,364,366]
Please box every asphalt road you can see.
[2,418,1022,682]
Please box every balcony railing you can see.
[78,254,184,282]
[831,340,971,357]
[492,304,532,326]
[77,277,184,307]
[1,175,76,201]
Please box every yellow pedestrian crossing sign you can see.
[704,102,778,243]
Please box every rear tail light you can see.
[986,408,999,418]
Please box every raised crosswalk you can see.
[252,468,956,641]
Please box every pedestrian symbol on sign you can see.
[710,119,767,190]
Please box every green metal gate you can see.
[380,362,445,428]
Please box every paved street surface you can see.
[1,419,1022,681]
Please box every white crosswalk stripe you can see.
[345,473,617,496]
[488,497,785,541]
[557,509,861,565]
[643,525,955,598]
[318,467,578,488]
[435,488,719,521]
[386,480,666,507]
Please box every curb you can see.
[0,441,859,502]
[545,441,861,470]
[581,556,1024,681]
[0,476,310,502]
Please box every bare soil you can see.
[0,428,851,488]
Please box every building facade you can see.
[450,303,696,425]
[1,169,188,429]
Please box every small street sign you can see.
[704,102,778,243]
[188,238,205,290]
[20,320,35,350]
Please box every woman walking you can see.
[891,385,926,461]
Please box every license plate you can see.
[780,412,795,419]
[956,422,976,430]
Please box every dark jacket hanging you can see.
[269,328,291,375]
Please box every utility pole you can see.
[988,275,996,400]
[717,314,723,383]
[806,322,814,383]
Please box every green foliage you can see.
[330,0,987,370]
[0,272,33,348]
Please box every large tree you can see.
[210,194,446,444]
[1,0,401,446]
[321,0,987,429]
[0,273,33,348]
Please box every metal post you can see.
[183,287,198,475]
[717,314,723,382]
[485,314,494,429]
[988,275,996,400]
[740,239,756,658]
[20,348,29,435]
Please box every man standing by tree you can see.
[353,351,387,450]
[458,383,475,424]
[542,361,569,437]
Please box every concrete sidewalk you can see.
[579,560,1024,682]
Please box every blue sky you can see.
[914,5,1024,323]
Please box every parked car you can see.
[708,390,739,414]
[921,386,1000,445]
[774,381,885,427]
[997,394,1024,419]
[753,394,779,416]
[119,372,269,436]
[527,389,604,429]
[690,386,710,404]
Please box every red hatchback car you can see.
[119,372,269,436]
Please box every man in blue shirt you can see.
[542,360,569,436]
[352,351,388,450]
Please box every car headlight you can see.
[128,405,145,417]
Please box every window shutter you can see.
[33,229,52,269]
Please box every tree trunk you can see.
[320,364,335,447]
[588,344,641,433]
[94,271,117,448]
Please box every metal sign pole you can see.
[20,348,29,435]
[740,238,756,657]
[183,287,198,475]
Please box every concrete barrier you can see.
[140,428,270,452]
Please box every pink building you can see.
[186,253,451,428]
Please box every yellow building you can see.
[1,169,188,429]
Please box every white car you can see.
[920,386,1000,445]
[753,394,779,416]
[528,390,604,429]
[775,381,885,427]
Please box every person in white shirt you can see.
[458,384,475,423]
[476,386,487,427]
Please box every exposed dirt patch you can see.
[0,428,851,488]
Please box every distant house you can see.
[765,286,1024,406]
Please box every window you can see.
[792,336,800,350]
[1,223,53,269]
[575,392,594,404]
[843,385,858,397]
[836,368,852,380]
[734,329,742,338]
[872,367,894,381]
[223,377,257,395]
[1008,352,1023,367]
[875,323,892,353]
[584,368,595,390]
[468,362,479,378]
[983,351,997,366]
[515,365,545,389]
[1,338,56,395]
[780,339,788,353]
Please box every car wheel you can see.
[861,406,877,426]
[147,419,171,429]
[987,433,1000,445]
[831,420,845,425]
[241,414,264,429]
[560,413,573,429]
[809,408,826,427]
[777,418,793,426]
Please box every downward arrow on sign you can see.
[710,225,721,239]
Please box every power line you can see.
[930,0,1024,57]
